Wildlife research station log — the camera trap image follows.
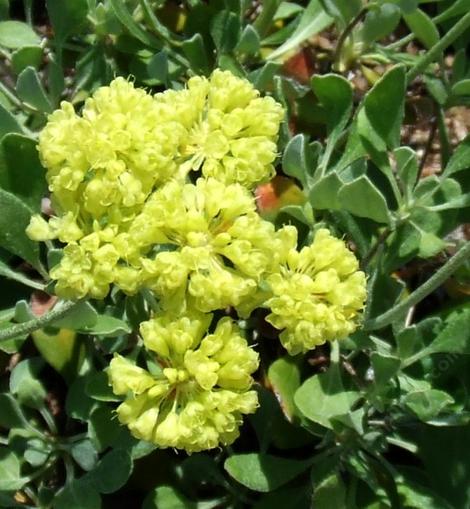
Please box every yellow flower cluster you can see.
[27,69,367,452]
[27,70,284,300]
[129,178,293,312]
[265,229,367,355]
[108,313,259,452]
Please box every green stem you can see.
[330,339,340,364]
[23,456,57,484]
[63,454,75,485]
[437,106,451,167]
[253,0,282,38]
[385,33,414,51]
[360,227,392,269]
[406,10,470,83]
[363,242,470,330]
[23,486,38,507]
[24,0,33,25]
[0,300,80,342]
[332,5,370,71]
[139,0,182,46]
[40,407,58,435]
[385,0,466,52]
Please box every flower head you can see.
[108,312,259,452]
[129,177,291,312]
[265,228,367,355]
[157,69,284,188]
[39,78,186,220]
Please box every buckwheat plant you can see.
[26,70,366,452]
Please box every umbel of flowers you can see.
[109,312,259,452]
[27,70,367,453]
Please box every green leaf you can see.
[142,486,196,509]
[311,73,353,136]
[85,371,120,402]
[109,0,160,48]
[249,61,281,90]
[310,172,342,209]
[427,308,470,355]
[0,103,23,139]
[86,449,133,494]
[404,389,454,421]
[361,65,406,149]
[9,357,46,409]
[147,51,168,85]
[0,393,29,429]
[0,188,40,269]
[319,0,362,25]
[11,46,43,75]
[312,472,347,509]
[32,328,84,383]
[424,75,448,106]
[46,55,65,104]
[79,314,131,337]
[14,299,35,322]
[395,146,419,201]
[451,79,470,95]
[0,21,40,49]
[382,0,418,14]
[274,3,304,20]
[235,24,260,54]
[66,376,98,421]
[181,33,210,75]
[451,48,467,84]
[443,136,470,176]
[371,352,401,386]
[415,225,447,258]
[16,67,53,113]
[224,453,312,492]
[52,301,98,330]
[406,425,470,508]
[396,317,441,361]
[268,0,333,60]
[0,448,24,491]
[249,387,315,451]
[359,4,401,46]
[337,176,391,223]
[87,405,123,452]
[282,134,312,187]
[365,269,405,320]
[267,356,300,420]
[71,439,98,472]
[0,133,47,212]
[46,0,88,44]
[254,485,312,509]
[24,437,51,467]
[211,10,241,54]
[396,478,454,509]
[277,203,313,227]
[54,478,101,509]
[0,0,8,20]
[294,365,360,429]
[404,9,440,49]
